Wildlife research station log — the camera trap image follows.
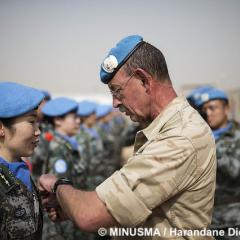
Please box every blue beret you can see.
[96,105,112,118]
[100,35,144,84]
[77,100,96,116]
[42,97,78,117]
[187,86,213,107]
[200,88,228,106]
[0,82,44,118]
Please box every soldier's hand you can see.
[47,206,68,222]
[38,174,57,193]
[38,174,58,208]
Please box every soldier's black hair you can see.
[0,117,15,128]
[44,109,78,127]
[0,117,17,136]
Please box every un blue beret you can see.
[100,35,144,84]
[96,105,112,118]
[0,82,44,118]
[42,97,78,117]
[200,88,228,106]
[77,100,96,116]
[187,86,213,107]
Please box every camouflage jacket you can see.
[30,122,54,182]
[96,122,120,178]
[0,164,43,240]
[75,126,91,180]
[42,131,87,240]
[47,131,86,187]
[76,125,106,190]
[211,120,240,228]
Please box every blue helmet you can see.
[96,104,112,118]
[42,97,78,117]
[187,86,213,108]
[200,88,228,106]
[0,82,44,118]
[77,100,96,116]
[100,35,144,84]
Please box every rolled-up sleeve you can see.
[96,171,152,226]
[96,136,197,227]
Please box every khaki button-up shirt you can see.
[96,96,216,239]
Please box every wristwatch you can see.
[52,178,73,193]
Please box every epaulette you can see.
[0,164,18,196]
[54,135,73,151]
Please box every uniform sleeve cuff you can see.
[96,171,152,226]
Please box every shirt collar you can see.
[142,96,189,140]
[0,156,25,166]
[213,122,233,140]
[0,156,32,191]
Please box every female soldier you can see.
[40,97,87,240]
[0,82,44,239]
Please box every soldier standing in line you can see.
[76,100,105,191]
[41,97,87,240]
[30,90,53,182]
[96,104,119,177]
[200,88,240,240]
[109,109,128,167]
[0,82,44,240]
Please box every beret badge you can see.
[102,55,118,73]
[201,93,210,102]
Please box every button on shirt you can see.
[96,96,217,239]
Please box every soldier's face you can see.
[85,113,96,127]
[55,112,80,136]
[108,68,151,123]
[0,110,40,159]
[202,100,229,130]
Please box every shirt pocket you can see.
[6,194,36,238]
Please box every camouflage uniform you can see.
[77,125,105,191]
[0,164,43,240]
[121,122,142,147]
[211,121,240,239]
[30,122,54,182]
[96,122,119,179]
[109,115,127,168]
[75,125,91,187]
[42,131,87,240]
[96,97,217,240]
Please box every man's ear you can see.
[0,122,5,137]
[135,68,152,93]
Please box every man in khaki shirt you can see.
[39,35,217,239]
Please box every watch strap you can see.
[52,178,73,193]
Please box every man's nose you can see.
[112,97,122,109]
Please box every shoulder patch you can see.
[54,159,67,174]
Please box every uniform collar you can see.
[0,156,25,167]
[142,96,188,140]
[55,131,79,151]
[213,122,232,141]
[214,120,239,140]
[0,156,32,191]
